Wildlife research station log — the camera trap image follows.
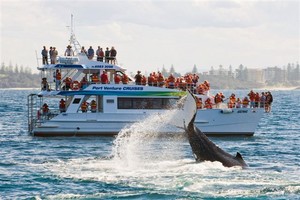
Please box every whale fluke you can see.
[183,90,248,168]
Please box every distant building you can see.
[247,68,264,83]
[263,67,286,83]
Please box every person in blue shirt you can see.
[87,46,94,60]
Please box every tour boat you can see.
[27,27,265,137]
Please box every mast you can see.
[69,14,82,55]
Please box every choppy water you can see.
[0,89,299,199]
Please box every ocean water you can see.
[0,89,299,199]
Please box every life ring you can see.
[71,81,81,90]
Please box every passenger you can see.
[52,47,58,64]
[157,72,165,87]
[96,46,101,61]
[185,74,193,90]
[228,93,236,108]
[87,46,94,60]
[41,46,48,65]
[122,73,129,84]
[204,80,210,91]
[214,92,224,108]
[100,71,109,84]
[90,100,97,113]
[135,71,142,85]
[248,90,256,108]
[196,97,203,109]
[236,98,241,108]
[110,46,117,64]
[96,47,104,62]
[105,47,110,63]
[41,77,49,91]
[141,75,147,86]
[91,73,99,84]
[42,103,49,118]
[152,72,158,87]
[81,101,88,113]
[63,77,72,90]
[204,98,213,109]
[64,45,74,56]
[197,84,205,95]
[265,91,273,112]
[80,76,88,89]
[49,47,53,64]
[147,73,155,86]
[55,69,62,90]
[192,74,199,93]
[114,73,121,84]
[242,96,250,108]
[260,92,266,108]
[167,73,175,89]
[254,92,260,108]
[81,46,87,55]
[59,99,66,113]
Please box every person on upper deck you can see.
[41,46,48,65]
[51,47,58,64]
[100,71,109,84]
[105,47,110,63]
[110,46,117,64]
[81,46,87,55]
[87,46,94,60]
[135,71,142,85]
[96,46,104,62]
[64,45,74,56]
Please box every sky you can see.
[0,0,299,75]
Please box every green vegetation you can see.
[0,63,40,88]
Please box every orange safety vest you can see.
[56,71,62,80]
[91,101,97,110]
[122,75,129,84]
[81,102,88,111]
[92,74,99,83]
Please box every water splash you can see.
[111,104,188,169]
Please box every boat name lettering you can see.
[237,110,248,113]
[91,65,113,69]
[91,86,143,91]
[123,87,143,91]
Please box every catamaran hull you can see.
[31,108,264,137]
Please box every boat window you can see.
[73,98,81,104]
[117,98,178,109]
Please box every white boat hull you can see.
[31,108,264,137]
